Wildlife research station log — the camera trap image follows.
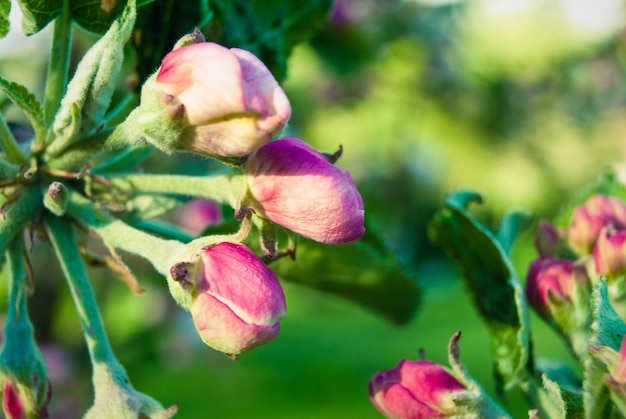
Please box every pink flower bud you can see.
[368,358,466,418]
[245,138,365,244]
[525,256,588,319]
[534,220,561,256]
[154,42,291,158]
[1,377,50,419]
[567,194,626,255]
[190,242,286,356]
[593,227,626,277]
[2,380,25,419]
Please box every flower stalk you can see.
[45,215,176,418]
[43,0,72,129]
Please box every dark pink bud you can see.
[368,359,466,419]
[2,381,25,419]
[567,194,626,255]
[190,242,286,356]
[593,227,626,277]
[534,220,561,256]
[246,138,365,244]
[154,42,291,158]
[525,256,588,319]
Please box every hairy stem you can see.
[44,0,72,128]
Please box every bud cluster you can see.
[0,1,366,414]
[525,194,626,359]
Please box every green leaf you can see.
[47,0,136,156]
[207,0,333,81]
[496,210,534,255]
[16,0,132,35]
[271,222,421,325]
[584,280,626,419]
[428,190,532,393]
[0,0,10,38]
[0,75,46,142]
[540,374,584,419]
[15,0,60,35]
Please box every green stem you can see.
[0,115,27,164]
[46,215,175,418]
[0,236,49,411]
[43,0,72,128]
[66,191,185,277]
[109,172,242,207]
[45,215,118,365]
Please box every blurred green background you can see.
[2,0,626,417]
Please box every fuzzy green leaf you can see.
[584,280,626,419]
[271,222,421,325]
[540,374,584,419]
[207,0,333,81]
[47,0,136,156]
[0,75,46,142]
[15,0,133,35]
[428,190,532,393]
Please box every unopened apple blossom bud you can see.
[43,182,68,216]
[368,358,467,418]
[567,194,626,255]
[190,242,286,357]
[245,138,365,244]
[139,42,291,159]
[2,380,25,419]
[593,227,626,278]
[534,220,561,256]
[525,256,589,320]
[1,376,50,419]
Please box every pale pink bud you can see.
[246,138,365,244]
[368,359,466,419]
[190,242,286,356]
[567,194,626,255]
[155,42,291,158]
[593,227,626,277]
[525,256,588,319]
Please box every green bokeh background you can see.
[1,0,625,417]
